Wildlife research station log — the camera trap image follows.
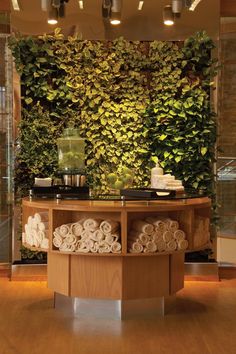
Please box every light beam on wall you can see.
[11,0,21,11]
[189,0,202,11]
[138,1,144,11]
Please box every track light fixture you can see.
[163,5,174,26]
[101,0,122,26]
[110,0,122,25]
[45,0,69,25]
[172,0,183,17]
[48,5,58,25]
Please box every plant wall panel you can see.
[10,30,217,197]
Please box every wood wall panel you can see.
[221,0,236,16]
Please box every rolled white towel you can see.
[97,241,111,253]
[105,234,115,245]
[41,238,49,249]
[65,234,77,245]
[166,219,179,232]
[38,221,49,232]
[173,229,185,241]
[162,231,173,243]
[57,224,71,237]
[177,239,188,250]
[144,241,157,253]
[150,230,163,243]
[90,241,99,253]
[128,241,143,253]
[83,218,102,231]
[129,231,150,245]
[53,232,63,248]
[100,219,119,234]
[34,213,41,224]
[145,217,167,232]
[26,233,34,246]
[25,224,31,236]
[70,222,83,236]
[34,211,48,223]
[59,242,76,252]
[111,241,122,253]
[139,233,151,245]
[37,230,45,243]
[86,238,95,249]
[132,220,154,235]
[90,229,105,242]
[76,241,90,253]
[166,239,177,252]
[31,218,38,230]
[156,239,167,252]
[111,233,119,242]
[81,229,90,240]
[31,229,39,246]
[27,215,33,225]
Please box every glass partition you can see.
[217,157,236,238]
[0,35,13,263]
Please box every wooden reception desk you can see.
[22,196,211,319]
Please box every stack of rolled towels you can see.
[22,212,49,249]
[53,218,121,254]
[152,174,184,192]
[128,217,188,253]
[193,216,210,248]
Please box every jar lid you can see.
[62,128,81,137]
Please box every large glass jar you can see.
[57,128,85,173]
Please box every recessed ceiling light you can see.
[138,1,144,11]
[11,0,20,11]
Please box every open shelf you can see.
[22,197,211,301]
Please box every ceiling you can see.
[10,0,220,41]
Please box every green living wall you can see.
[10,29,217,198]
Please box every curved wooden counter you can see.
[22,196,211,315]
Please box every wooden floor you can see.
[1,276,236,354]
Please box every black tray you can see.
[30,185,89,199]
[120,188,176,199]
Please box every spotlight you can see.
[110,0,122,25]
[48,5,58,25]
[110,11,121,25]
[163,5,174,26]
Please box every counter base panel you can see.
[54,293,170,319]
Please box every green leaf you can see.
[159,134,167,141]
[175,156,182,163]
[201,147,208,156]
[127,131,133,138]
[25,97,33,105]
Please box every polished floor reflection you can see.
[0,277,236,354]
